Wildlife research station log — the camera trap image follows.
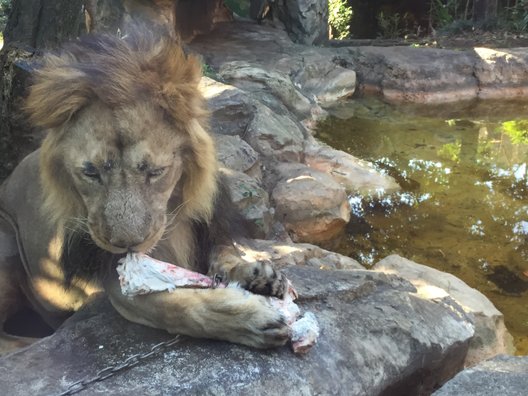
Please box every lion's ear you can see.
[156,47,207,122]
[26,56,91,129]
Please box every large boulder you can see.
[340,46,478,103]
[218,61,314,118]
[473,47,528,100]
[221,169,272,238]
[271,162,351,243]
[201,76,400,244]
[292,57,356,107]
[244,104,306,163]
[226,238,365,270]
[303,138,400,196]
[216,134,261,177]
[274,0,328,45]
[193,21,528,105]
[434,355,528,396]
[0,266,475,395]
[190,22,358,113]
[373,255,515,366]
[200,77,255,137]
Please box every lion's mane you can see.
[25,29,217,229]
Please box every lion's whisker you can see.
[163,200,189,237]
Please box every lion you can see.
[0,29,289,355]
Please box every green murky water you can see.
[316,99,528,354]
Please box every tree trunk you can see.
[473,0,498,24]
[0,0,85,180]
[0,0,158,180]
[4,0,84,49]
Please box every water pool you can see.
[316,98,528,353]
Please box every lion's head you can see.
[25,30,217,254]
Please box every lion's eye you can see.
[82,162,101,181]
[147,168,166,179]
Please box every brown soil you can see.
[432,30,528,49]
[329,30,528,50]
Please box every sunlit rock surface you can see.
[304,138,401,196]
[0,267,474,396]
[201,75,397,243]
[374,255,515,366]
[201,77,254,137]
[434,355,528,396]
[190,22,357,115]
[473,48,528,100]
[192,21,528,106]
[342,46,479,103]
[218,62,314,118]
[271,162,350,243]
[217,238,364,271]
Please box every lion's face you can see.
[27,32,218,257]
[62,101,188,254]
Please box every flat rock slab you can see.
[374,255,514,366]
[434,355,528,396]
[190,21,528,105]
[0,267,474,396]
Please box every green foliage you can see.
[377,11,412,39]
[431,0,458,28]
[430,0,528,34]
[329,0,352,40]
[501,0,528,32]
[438,18,474,34]
[437,140,462,162]
[202,63,217,79]
[502,120,528,145]
[0,0,10,34]
[224,0,249,18]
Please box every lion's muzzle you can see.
[90,188,164,253]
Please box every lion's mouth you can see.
[89,227,165,255]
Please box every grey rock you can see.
[271,163,350,243]
[245,104,305,163]
[201,77,255,137]
[201,71,396,244]
[190,22,357,114]
[233,238,364,270]
[304,138,400,196]
[216,134,260,176]
[374,255,515,367]
[341,46,478,103]
[434,355,528,396]
[219,61,314,118]
[275,0,328,45]
[221,169,272,238]
[292,58,356,107]
[0,267,474,396]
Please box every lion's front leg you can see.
[104,272,289,349]
[0,218,39,355]
[208,245,288,299]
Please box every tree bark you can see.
[0,0,228,179]
[473,0,498,23]
[0,0,85,180]
[85,0,125,34]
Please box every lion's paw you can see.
[227,261,288,299]
[228,296,290,348]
